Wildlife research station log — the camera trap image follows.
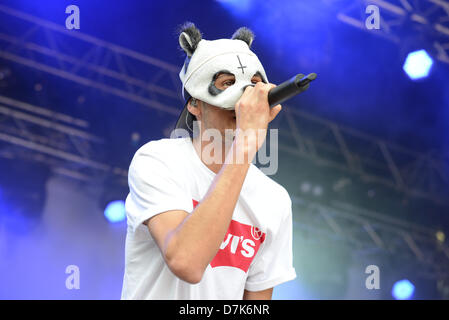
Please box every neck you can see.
[191,135,233,174]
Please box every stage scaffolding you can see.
[1,4,448,293]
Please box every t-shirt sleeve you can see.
[125,143,192,232]
[244,195,297,292]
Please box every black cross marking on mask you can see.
[236,55,247,74]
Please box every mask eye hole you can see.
[214,72,235,90]
[251,72,265,84]
[251,76,262,84]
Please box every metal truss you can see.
[1,4,447,206]
[324,0,449,64]
[273,106,449,206]
[0,4,184,117]
[1,3,448,290]
[0,94,127,183]
[292,195,449,284]
[0,4,184,183]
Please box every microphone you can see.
[268,73,317,107]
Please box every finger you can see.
[263,83,276,92]
[262,83,277,99]
[243,84,255,94]
[239,84,254,101]
[236,85,254,109]
[268,104,282,123]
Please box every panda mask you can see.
[178,23,268,111]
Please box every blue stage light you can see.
[104,200,126,223]
[216,0,252,16]
[392,279,415,300]
[403,49,434,80]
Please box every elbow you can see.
[165,250,204,284]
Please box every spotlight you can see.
[300,182,311,193]
[99,175,128,224]
[312,185,323,196]
[436,230,445,244]
[104,200,126,223]
[392,279,415,300]
[403,49,434,80]
[130,132,141,147]
[0,67,11,80]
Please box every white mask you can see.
[178,24,268,110]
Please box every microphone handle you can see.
[268,73,317,107]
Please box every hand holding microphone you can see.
[234,72,317,158]
[240,72,317,108]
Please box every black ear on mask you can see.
[231,27,254,48]
[178,22,202,57]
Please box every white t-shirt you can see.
[121,137,296,300]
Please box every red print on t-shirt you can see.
[192,199,266,273]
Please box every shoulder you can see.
[128,137,189,176]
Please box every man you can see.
[121,22,296,300]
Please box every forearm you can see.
[165,137,253,280]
